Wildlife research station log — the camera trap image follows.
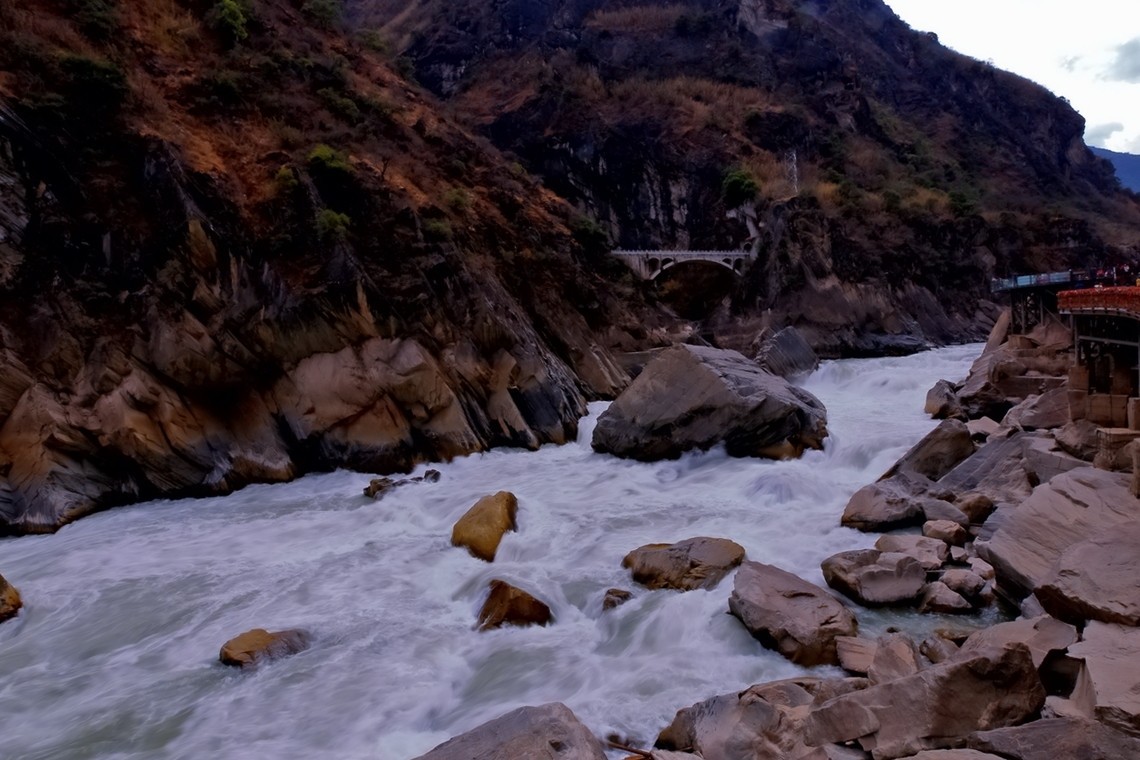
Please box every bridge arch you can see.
[611,249,756,281]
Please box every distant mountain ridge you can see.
[1091,146,1140,192]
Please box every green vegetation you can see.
[443,187,471,212]
[570,215,609,256]
[275,166,299,193]
[302,0,341,28]
[316,209,351,242]
[317,87,362,124]
[208,0,250,47]
[359,30,390,54]
[722,168,759,208]
[423,218,453,241]
[307,144,353,176]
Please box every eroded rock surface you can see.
[451,491,519,562]
[219,628,311,669]
[477,580,552,631]
[967,717,1140,759]
[412,703,606,760]
[622,537,745,591]
[0,572,21,623]
[821,550,926,607]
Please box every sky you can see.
[884,0,1140,154]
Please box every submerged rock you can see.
[451,491,518,562]
[363,469,441,499]
[219,628,311,669]
[592,345,827,461]
[622,537,745,591]
[477,580,552,631]
[602,588,632,611]
[412,702,606,760]
[728,561,857,666]
[0,573,22,623]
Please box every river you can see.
[0,344,983,759]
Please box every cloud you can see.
[1086,122,1125,147]
[1106,38,1140,82]
[1060,55,1081,72]
[1127,135,1140,154]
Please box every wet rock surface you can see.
[622,537,745,591]
[219,628,311,669]
[476,580,552,631]
[0,572,21,623]
[451,491,519,562]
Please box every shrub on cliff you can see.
[303,0,341,28]
[208,0,250,47]
[723,168,759,208]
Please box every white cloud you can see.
[1087,122,1125,148]
[1106,38,1140,83]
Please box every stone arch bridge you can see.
[611,249,756,280]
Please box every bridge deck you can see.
[1059,286,1140,321]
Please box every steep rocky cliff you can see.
[0,0,666,534]
[366,0,1140,354]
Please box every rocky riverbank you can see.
[409,313,1140,759]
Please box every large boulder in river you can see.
[451,491,518,562]
[622,537,745,591]
[591,345,827,461]
[1034,522,1140,626]
[728,561,857,666]
[412,703,606,760]
[656,676,869,758]
[477,580,552,631]
[925,380,964,420]
[754,327,820,379]
[805,642,1045,759]
[0,573,22,623]
[821,550,927,607]
[881,419,976,482]
[976,468,1138,601]
[958,616,1077,669]
[219,628,311,669]
[841,474,931,532]
[1067,622,1140,736]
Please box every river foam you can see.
[0,344,981,759]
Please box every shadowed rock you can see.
[729,561,857,666]
[412,703,606,760]
[477,580,552,630]
[754,326,820,379]
[925,380,964,420]
[882,419,976,482]
[592,345,827,461]
[622,537,745,591]
[219,628,311,669]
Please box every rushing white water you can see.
[0,345,985,760]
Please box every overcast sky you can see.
[884,0,1140,154]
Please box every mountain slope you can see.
[364,0,1140,354]
[1092,146,1140,192]
[0,0,669,534]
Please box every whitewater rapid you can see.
[0,344,983,759]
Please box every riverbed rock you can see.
[0,573,22,623]
[1054,420,1099,461]
[591,345,828,461]
[451,491,518,562]
[755,326,820,378]
[1067,621,1140,736]
[976,468,1138,600]
[804,642,1045,759]
[728,561,858,666]
[958,615,1077,669]
[923,520,968,546]
[412,702,606,760]
[622,537,745,591]
[954,492,996,524]
[842,476,929,532]
[364,469,441,499]
[837,637,878,675]
[939,569,987,603]
[967,717,1140,759]
[656,676,869,758]
[477,580,552,630]
[219,628,311,669]
[1035,522,1140,626]
[602,588,632,611]
[868,633,924,685]
[882,420,976,482]
[925,380,964,420]
[1001,389,1069,431]
[821,550,926,607]
[919,582,973,614]
[900,751,1004,760]
[875,535,949,572]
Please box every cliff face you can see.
[0,0,666,534]
[370,0,1140,354]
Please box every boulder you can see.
[364,468,441,499]
[477,580,552,631]
[837,637,878,675]
[920,500,971,527]
[976,468,1138,600]
[219,628,311,669]
[842,476,929,532]
[805,643,1045,759]
[881,420,976,482]
[1001,389,1069,431]
[591,345,828,461]
[1035,522,1140,626]
[966,417,1000,440]
[0,573,22,623]
[900,752,1004,760]
[1067,622,1140,736]
[954,493,996,524]
[939,569,987,603]
[622,537,745,591]
[919,635,960,665]
[959,616,1077,669]
[967,717,1140,759]
[1054,420,1099,461]
[868,633,924,685]
[755,326,820,379]
[821,550,926,607]
[412,703,606,760]
[656,676,869,758]
[919,582,973,614]
[451,491,518,562]
[925,380,964,420]
[874,535,949,572]
[728,561,858,666]
[923,520,968,546]
[602,588,632,611]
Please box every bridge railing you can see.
[1059,286,1140,316]
[991,267,1135,293]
